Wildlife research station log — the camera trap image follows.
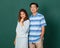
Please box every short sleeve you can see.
[40,15,47,27]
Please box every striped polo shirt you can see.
[29,12,47,43]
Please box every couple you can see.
[14,2,47,48]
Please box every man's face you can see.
[30,4,38,13]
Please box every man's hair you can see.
[30,2,39,7]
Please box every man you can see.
[29,3,47,48]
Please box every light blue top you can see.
[29,12,47,43]
[16,20,30,37]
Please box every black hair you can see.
[30,2,39,7]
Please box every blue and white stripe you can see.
[29,12,47,43]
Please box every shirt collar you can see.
[31,12,38,17]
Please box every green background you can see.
[0,0,60,48]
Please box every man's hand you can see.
[40,26,45,39]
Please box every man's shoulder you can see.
[29,15,32,17]
[29,12,44,18]
[37,13,44,17]
[29,15,32,19]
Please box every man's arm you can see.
[40,26,45,39]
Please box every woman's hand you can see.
[14,40,16,45]
[20,18,24,26]
[20,18,24,22]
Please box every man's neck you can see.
[32,12,37,16]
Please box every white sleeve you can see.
[16,22,19,32]
[22,20,30,33]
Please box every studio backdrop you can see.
[0,0,60,48]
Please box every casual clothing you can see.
[29,38,43,48]
[29,12,47,43]
[15,37,28,48]
[15,20,29,48]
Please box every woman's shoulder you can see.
[24,20,30,23]
[25,20,29,22]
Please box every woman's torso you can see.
[16,20,30,37]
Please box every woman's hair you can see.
[18,9,29,22]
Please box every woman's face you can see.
[20,11,26,19]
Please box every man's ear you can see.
[37,7,39,10]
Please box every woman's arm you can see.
[14,37,16,45]
[14,22,18,45]
[21,20,30,32]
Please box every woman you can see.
[14,9,29,48]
